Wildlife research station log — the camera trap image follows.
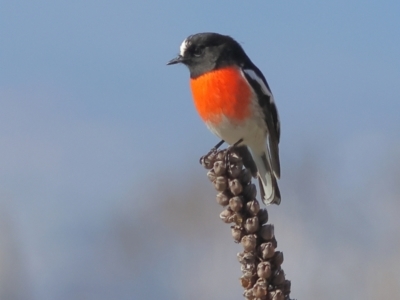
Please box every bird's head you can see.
[167,32,248,78]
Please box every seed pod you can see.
[241,269,255,280]
[257,261,272,279]
[228,163,242,178]
[269,289,284,300]
[272,251,284,266]
[257,209,269,225]
[246,200,260,216]
[270,236,278,248]
[240,263,256,274]
[259,242,275,260]
[282,280,291,295]
[229,179,243,195]
[272,269,285,286]
[243,288,255,300]
[229,151,242,163]
[231,225,244,242]
[231,159,243,171]
[219,208,235,224]
[240,275,255,289]
[216,151,226,161]
[213,160,226,176]
[231,212,244,225]
[259,224,274,241]
[242,183,257,200]
[229,196,244,212]
[237,251,256,265]
[241,234,257,252]
[216,191,230,206]
[213,176,227,192]
[244,216,259,234]
[207,169,216,182]
[239,168,252,184]
[241,262,256,274]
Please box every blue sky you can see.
[1,1,400,299]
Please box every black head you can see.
[167,32,251,78]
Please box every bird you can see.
[167,32,281,205]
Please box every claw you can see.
[200,140,225,168]
[205,140,225,160]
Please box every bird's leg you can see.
[212,140,225,152]
[231,138,244,148]
[199,140,225,166]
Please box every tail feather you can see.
[268,135,281,179]
[252,151,281,205]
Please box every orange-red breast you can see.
[168,32,281,205]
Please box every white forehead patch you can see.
[179,38,188,56]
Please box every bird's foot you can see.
[199,140,225,168]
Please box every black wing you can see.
[242,66,281,178]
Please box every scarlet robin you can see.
[168,32,281,205]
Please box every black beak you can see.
[167,55,185,65]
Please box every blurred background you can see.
[1,0,399,299]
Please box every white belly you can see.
[206,111,268,154]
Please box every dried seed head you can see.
[200,154,216,169]
[272,269,285,286]
[252,278,268,298]
[244,216,259,234]
[259,224,275,241]
[241,234,257,252]
[272,251,284,266]
[229,196,244,212]
[228,163,242,178]
[201,148,291,300]
[213,160,226,176]
[216,191,230,206]
[219,208,235,223]
[257,261,272,279]
[242,183,257,200]
[239,168,252,184]
[237,251,256,265]
[207,169,216,182]
[269,289,284,300]
[259,242,275,260]
[258,209,269,225]
[229,179,243,195]
[213,176,228,192]
[231,225,244,242]
[246,200,260,216]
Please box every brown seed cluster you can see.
[200,149,292,300]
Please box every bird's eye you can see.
[193,46,205,57]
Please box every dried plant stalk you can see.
[200,149,292,300]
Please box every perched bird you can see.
[167,32,281,205]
